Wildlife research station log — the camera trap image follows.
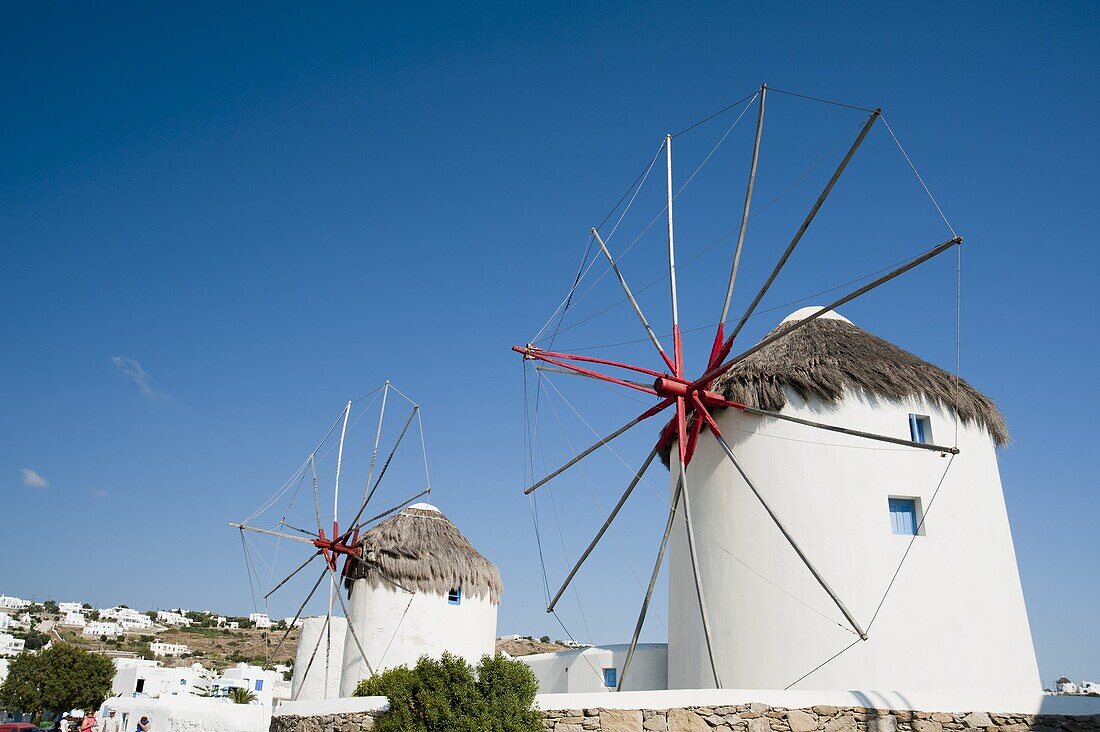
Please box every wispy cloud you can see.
[91,488,108,498]
[21,468,48,488]
[112,356,170,402]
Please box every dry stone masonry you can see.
[271,703,1100,732]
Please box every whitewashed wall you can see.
[291,616,346,701]
[339,581,497,696]
[101,695,269,732]
[668,382,1040,693]
[519,643,667,694]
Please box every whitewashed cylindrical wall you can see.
[291,615,347,701]
[338,581,497,697]
[668,390,1040,694]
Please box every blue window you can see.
[603,667,617,688]
[889,497,919,536]
[254,679,263,691]
[448,588,461,605]
[909,414,931,444]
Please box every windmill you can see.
[515,84,971,691]
[231,380,431,699]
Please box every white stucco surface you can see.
[668,384,1040,694]
[101,695,269,732]
[291,615,347,701]
[274,688,1100,718]
[519,643,667,693]
[339,579,497,696]
[533,688,1100,716]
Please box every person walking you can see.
[136,716,151,732]
[79,709,97,732]
[101,709,120,732]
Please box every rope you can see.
[540,377,665,631]
[672,90,759,138]
[543,118,864,344]
[538,97,761,339]
[784,637,863,690]
[768,87,875,114]
[550,609,607,687]
[555,240,938,353]
[880,116,957,237]
[540,374,856,634]
[866,454,956,632]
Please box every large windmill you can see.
[231,380,432,699]
[512,84,1007,692]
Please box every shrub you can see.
[354,653,540,732]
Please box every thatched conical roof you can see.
[708,309,1008,445]
[344,503,503,604]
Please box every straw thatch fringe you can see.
[345,506,503,605]
[708,317,1009,446]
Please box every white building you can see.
[58,602,84,615]
[61,611,87,627]
[0,596,29,611]
[1082,681,1100,695]
[0,612,9,631]
[1056,677,1079,694]
[666,309,1040,696]
[520,643,667,693]
[156,610,192,627]
[111,658,211,698]
[100,694,269,732]
[83,621,123,638]
[150,641,190,657]
[0,633,26,656]
[337,503,501,698]
[282,617,304,629]
[249,613,272,629]
[212,663,287,706]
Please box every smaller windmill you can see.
[231,380,432,699]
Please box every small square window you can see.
[909,414,932,444]
[889,497,920,536]
[448,588,462,605]
[603,667,617,688]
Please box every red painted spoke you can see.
[515,346,671,380]
[531,353,660,397]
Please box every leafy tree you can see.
[538,636,550,643]
[43,601,59,615]
[0,645,114,718]
[228,687,257,704]
[474,655,541,732]
[355,653,540,732]
[17,630,50,651]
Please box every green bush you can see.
[354,653,540,732]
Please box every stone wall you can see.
[272,703,1100,732]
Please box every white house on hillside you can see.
[83,621,123,637]
[0,596,29,611]
[156,610,191,627]
[212,663,287,706]
[150,642,190,657]
[0,633,26,656]
[58,602,84,614]
[61,612,87,627]
[111,659,211,698]
[248,613,272,629]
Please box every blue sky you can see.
[2,2,1096,687]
